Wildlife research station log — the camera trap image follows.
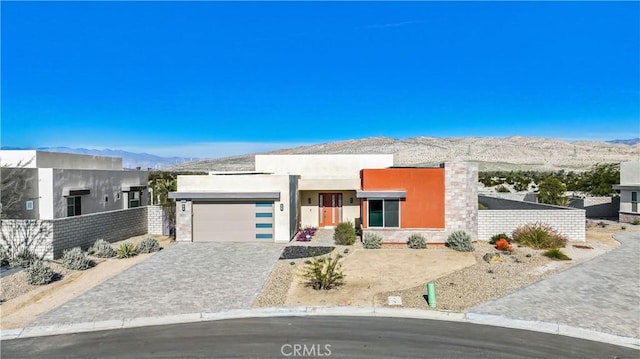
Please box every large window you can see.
[67,196,81,217]
[632,191,638,213]
[368,199,400,228]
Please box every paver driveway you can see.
[31,242,284,326]
[469,232,640,339]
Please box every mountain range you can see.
[3,136,639,171]
[167,136,640,172]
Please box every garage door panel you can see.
[193,202,274,242]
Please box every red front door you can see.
[319,193,342,227]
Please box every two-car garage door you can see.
[192,201,274,242]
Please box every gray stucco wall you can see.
[479,195,571,210]
[568,196,620,219]
[0,167,39,219]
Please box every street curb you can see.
[2,307,638,349]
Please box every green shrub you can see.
[407,234,427,249]
[597,221,607,228]
[512,223,567,249]
[446,231,474,252]
[88,239,117,258]
[25,260,55,285]
[302,254,345,290]
[61,247,94,270]
[543,248,571,261]
[333,221,357,245]
[495,185,511,193]
[136,237,160,254]
[362,233,382,249]
[116,242,138,258]
[489,233,512,245]
[632,218,640,225]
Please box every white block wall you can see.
[478,209,586,242]
[147,205,165,235]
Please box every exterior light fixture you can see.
[350,197,354,204]
[308,198,311,204]
[181,200,186,211]
[280,203,284,211]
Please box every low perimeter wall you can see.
[478,209,586,242]
[1,207,152,260]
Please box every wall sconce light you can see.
[350,197,354,204]
[280,203,284,211]
[181,200,186,212]
[308,198,311,205]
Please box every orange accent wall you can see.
[361,168,445,229]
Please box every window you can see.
[632,191,638,213]
[26,200,34,211]
[129,191,140,208]
[67,196,81,216]
[368,199,400,228]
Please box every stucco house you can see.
[613,161,640,223]
[169,154,478,243]
[0,150,149,219]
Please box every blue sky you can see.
[2,1,639,158]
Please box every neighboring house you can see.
[169,155,478,243]
[613,161,640,223]
[0,150,148,219]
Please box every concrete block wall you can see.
[50,206,148,258]
[477,209,586,242]
[147,205,164,235]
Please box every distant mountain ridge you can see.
[166,136,640,172]
[0,146,195,170]
[607,138,640,145]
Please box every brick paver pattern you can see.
[31,242,284,326]
[469,232,640,339]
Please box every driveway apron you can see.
[469,232,640,339]
[30,242,284,326]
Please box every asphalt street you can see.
[2,316,636,359]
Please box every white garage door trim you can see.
[192,201,274,242]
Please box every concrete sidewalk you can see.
[469,231,640,339]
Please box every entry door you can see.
[319,193,342,227]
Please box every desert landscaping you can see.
[255,220,630,312]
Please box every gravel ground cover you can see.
[256,227,617,310]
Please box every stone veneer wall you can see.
[619,212,640,223]
[147,205,165,235]
[477,209,586,242]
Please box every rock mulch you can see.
[255,236,616,311]
[375,240,615,311]
[0,262,72,303]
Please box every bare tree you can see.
[1,219,52,266]
[1,158,34,219]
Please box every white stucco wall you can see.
[0,150,122,170]
[620,161,640,185]
[299,190,359,228]
[255,154,394,179]
[177,174,295,242]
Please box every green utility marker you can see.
[426,282,436,308]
